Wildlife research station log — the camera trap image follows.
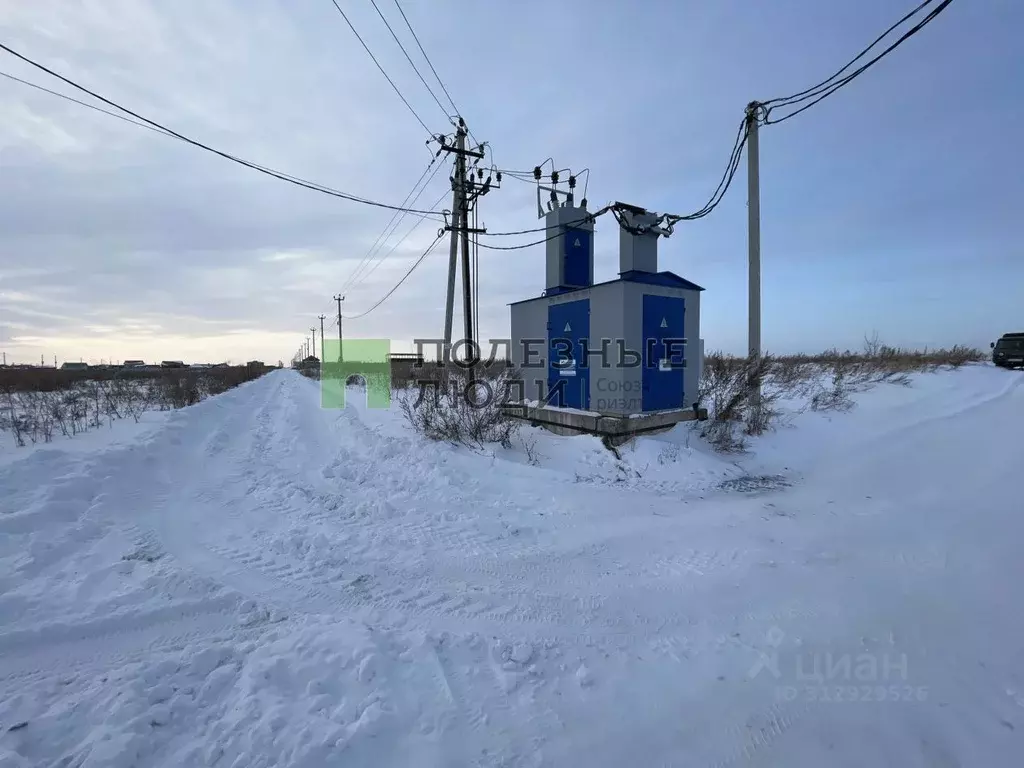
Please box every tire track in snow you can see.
[0,378,297,686]
[0,374,829,766]
[0,373,823,766]
[281,402,762,607]
[183,536,840,666]
[427,633,534,768]
[122,378,824,653]
[0,602,275,686]
[704,700,810,768]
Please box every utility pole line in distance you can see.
[318,314,326,360]
[311,326,318,361]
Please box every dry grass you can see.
[397,366,521,450]
[695,334,986,453]
[0,367,270,448]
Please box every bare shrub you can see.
[694,333,985,453]
[108,378,147,422]
[154,371,201,409]
[810,368,856,413]
[520,432,542,466]
[773,333,985,376]
[1,382,25,447]
[0,364,268,448]
[23,391,57,442]
[698,354,777,452]
[399,367,520,450]
[64,391,89,435]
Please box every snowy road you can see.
[2,368,1022,766]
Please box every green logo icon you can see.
[320,338,392,409]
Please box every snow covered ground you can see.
[1,365,1022,766]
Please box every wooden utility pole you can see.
[333,294,344,362]
[745,101,762,410]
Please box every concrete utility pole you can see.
[333,294,344,362]
[745,101,762,409]
[458,143,474,367]
[318,314,326,360]
[442,162,462,368]
[310,327,317,361]
[438,118,488,381]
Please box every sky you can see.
[0,0,1021,365]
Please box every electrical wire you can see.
[762,0,954,124]
[500,172,540,185]
[0,43,445,217]
[763,0,940,109]
[343,231,446,319]
[477,164,591,235]
[354,186,450,287]
[635,1,952,223]
[391,0,459,117]
[491,1,951,232]
[342,157,447,290]
[576,168,591,201]
[478,211,604,238]
[367,0,451,121]
[498,158,553,177]
[0,70,175,138]
[671,116,749,221]
[472,205,480,344]
[475,206,612,251]
[327,0,433,136]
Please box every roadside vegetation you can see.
[696,335,986,452]
[391,335,987,455]
[0,365,271,448]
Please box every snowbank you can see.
[1,365,1022,766]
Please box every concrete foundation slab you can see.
[501,402,708,446]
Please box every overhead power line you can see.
[0,70,173,138]
[343,158,439,289]
[344,231,446,319]
[762,0,954,124]
[651,0,954,222]
[476,207,612,251]
[328,0,433,135]
[670,117,749,222]
[391,0,459,117]
[355,186,450,287]
[367,0,450,121]
[344,158,449,291]
[0,42,445,217]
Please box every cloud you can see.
[0,0,1020,365]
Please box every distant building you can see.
[60,362,89,371]
[160,361,186,368]
[123,360,145,368]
